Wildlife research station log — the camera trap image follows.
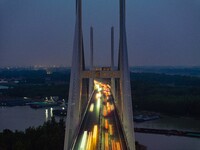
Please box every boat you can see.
[134,114,160,122]
[53,99,67,116]
[28,97,59,109]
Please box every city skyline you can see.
[1,0,200,67]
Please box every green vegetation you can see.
[0,118,65,150]
[0,69,70,99]
[2,84,69,99]
[131,73,200,116]
[1,69,200,116]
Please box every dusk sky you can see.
[0,0,200,67]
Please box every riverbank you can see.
[135,128,200,138]
[134,113,200,132]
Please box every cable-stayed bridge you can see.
[64,0,136,149]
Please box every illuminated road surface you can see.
[72,81,128,150]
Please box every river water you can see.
[134,114,200,132]
[0,106,58,131]
[0,106,200,150]
[135,133,200,150]
[0,85,9,89]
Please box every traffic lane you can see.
[73,91,101,149]
[100,84,128,150]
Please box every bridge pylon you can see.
[64,0,136,150]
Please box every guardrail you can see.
[70,90,95,150]
[111,94,130,150]
[135,128,200,138]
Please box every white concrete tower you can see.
[89,26,94,98]
[118,0,136,149]
[111,27,116,99]
[64,0,85,149]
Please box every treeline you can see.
[131,66,200,77]
[0,70,70,99]
[0,69,70,84]
[2,84,69,99]
[131,73,200,116]
[0,118,65,150]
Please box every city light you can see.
[116,142,121,150]
[86,132,92,150]
[45,109,48,121]
[89,103,94,112]
[73,80,124,150]
[97,98,101,110]
[96,92,102,99]
[80,131,88,150]
[92,125,98,149]
[50,107,53,117]
[105,119,108,130]
[109,124,113,136]
[105,132,109,150]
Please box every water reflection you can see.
[45,109,48,122]
[0,106,47,131]
[0,106,62,131]
[50,108,53,118]
[45,108,54,121]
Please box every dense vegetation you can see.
[131,73,200,116]
[131,66,200,77]
[0,69,70,99]
[1,68,200,116]
[0,118,65,150]
[2,84,69,99]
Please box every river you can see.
[0,106,58,131]
[135,133,200,150]
[0,106,200,150]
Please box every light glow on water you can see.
[50,108,53,117]
[45,109,48,121]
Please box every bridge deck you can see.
[71,81,128,150]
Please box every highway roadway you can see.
[72,81,128,150]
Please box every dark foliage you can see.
[0,69,70,99]
[0,118,65,150]
[2,84,69,99]
[131,73,200,116]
